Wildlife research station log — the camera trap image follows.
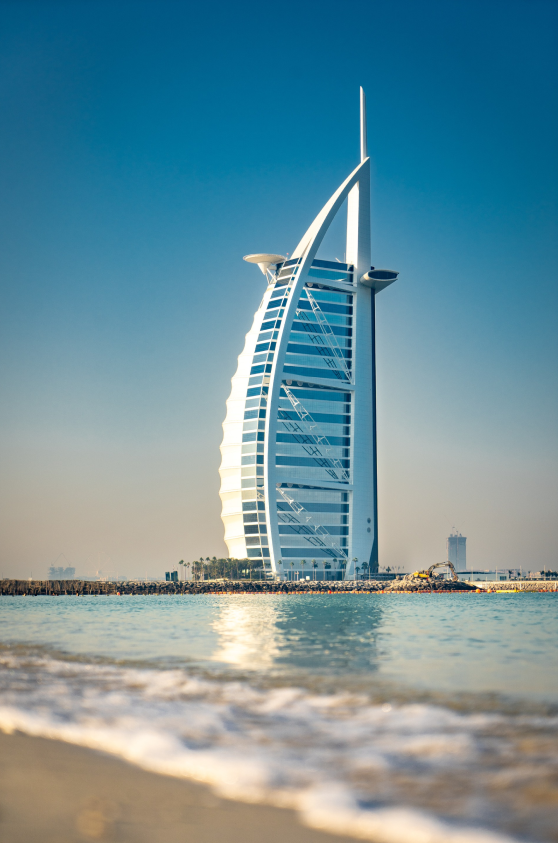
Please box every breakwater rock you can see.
[1,579,555,596]
[2,579,386,596]
[383,574,480,593]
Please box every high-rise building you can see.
[48,566,75,580]
[447,532,467,569]
[219,89,398,581]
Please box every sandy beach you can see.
[0,731,358,843]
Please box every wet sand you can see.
[0,731,356,843]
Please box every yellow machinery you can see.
[412,561,459,582]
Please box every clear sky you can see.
[1,0,557,579]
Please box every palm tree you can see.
[277,559,282,581]
[205,558,210,579]
[352,557,358,581]
[311,559,318,580]
[290,561,295,581]
[301,559,307,580]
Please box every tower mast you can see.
[360,85,367,162]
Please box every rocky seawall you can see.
[1,578,556,596]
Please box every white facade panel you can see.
[221,422,243,445]
[227,537,247,557]
[222,514,245,539]
[223,400,246,423]
[220,492,242,516]
[219,450,241,471]
[219,469,241,493]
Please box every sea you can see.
[1,592,557,843]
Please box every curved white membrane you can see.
[1,647,557,843]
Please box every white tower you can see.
[219,89,398,580]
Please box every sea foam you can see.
[1,648,556,842]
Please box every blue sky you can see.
[1,0,556,578]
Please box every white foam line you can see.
[0,706,521,843]
[0,706,276,797]
[300,785,518,843]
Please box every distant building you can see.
[48,566,75,580]
[165,571,178,582]
[458,569,556,582]
[447,531,466,569]
[459,570,507,582]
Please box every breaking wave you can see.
[1,647,556,842]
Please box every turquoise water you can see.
[1,593,557,842]
[2,593,556,699]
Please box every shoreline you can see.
[1,578,556,596]
[0,731,357,843]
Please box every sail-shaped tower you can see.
[219,89,398,581]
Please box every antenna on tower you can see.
[360,86,367,162]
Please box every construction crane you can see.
[296,289,352,383]
[276,486,347,560]
[280,385,350,483]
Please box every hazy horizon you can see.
[1,0,557,580]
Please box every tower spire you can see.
[360,86,367,162]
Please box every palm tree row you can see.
[176,556,363,582]
[178,557,266,581]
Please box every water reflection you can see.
[212,601,285,668]
[211,596,384,677]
